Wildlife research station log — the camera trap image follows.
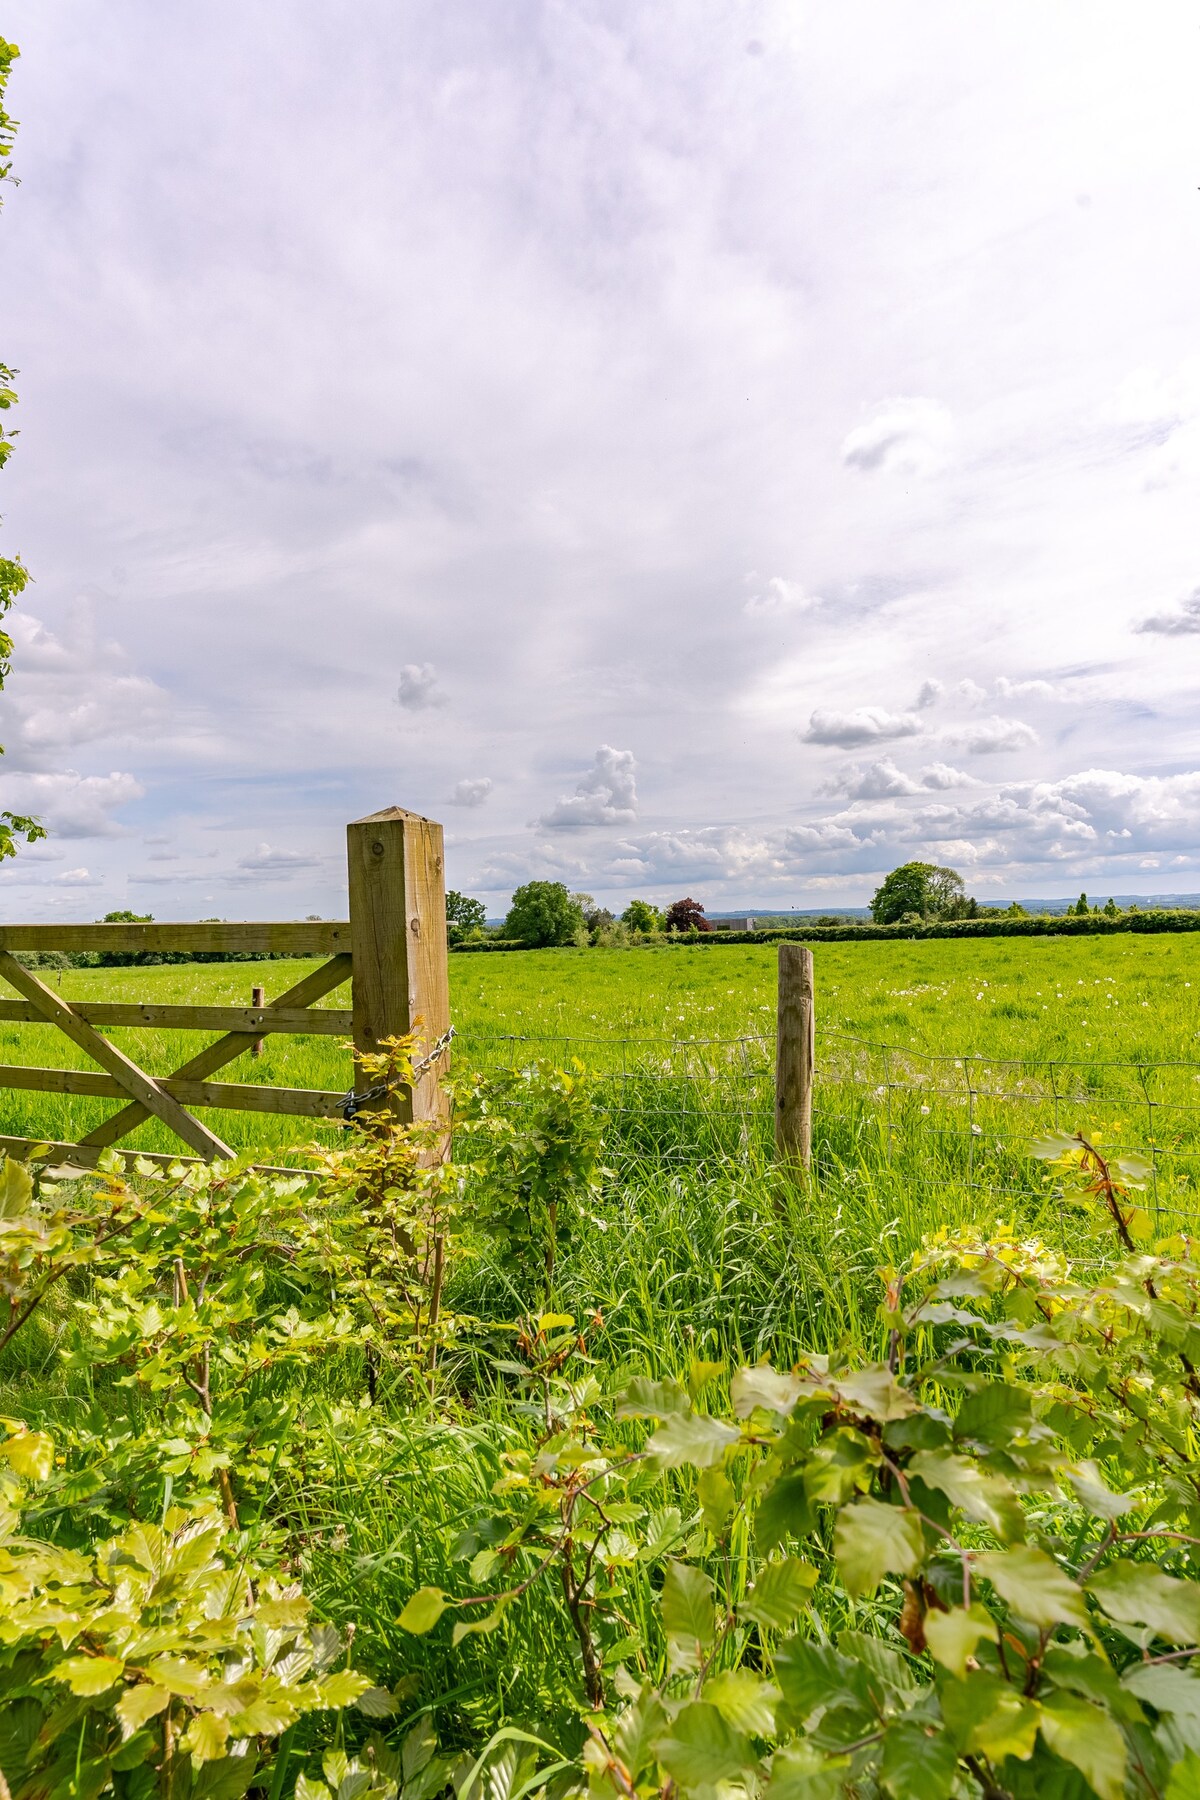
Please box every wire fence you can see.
[459,1025,1200,1225]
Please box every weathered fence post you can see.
[346,805,451,1129]
[251,984,265,1057]
[775,944,814,1170]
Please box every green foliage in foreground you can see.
[393,1135,1200,1800]
[6,1026,1200,1799]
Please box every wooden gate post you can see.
[346,806,451,1127]
[775,944,814,1170]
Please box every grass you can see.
[6,931,1200,1757]
[2,932,1199,1170]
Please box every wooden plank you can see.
[0,1064,346,1118]
[775,944,814,1170]
[0,951,234,1162]
[0,1135,302,1176]
[0,1001,352,1034]
[0,921,350,955]
[76,954,353,1151]
[347,807,451,1127]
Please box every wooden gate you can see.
[0,805,450,1170]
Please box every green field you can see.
[3,932,1199,1172]
[7,932,1200,1791]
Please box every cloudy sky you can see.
[1,1,1198,918]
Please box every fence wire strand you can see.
[460,1024,1200,1226]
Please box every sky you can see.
[0,0,1198,919]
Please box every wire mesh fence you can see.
[459,1025,1200,1224]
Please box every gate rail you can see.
[0,806,450,1171]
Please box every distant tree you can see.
[1004,901,1029,918]
[1104,896,1119,918]
[1071,893,1090,916]
[665,897,711,934]
[815,914,846,928]
[101,909,153,923]
[870,862,970,925]
[621,899,664,933]
[571,892,614,935]
[504,881,585,948]
[446,889,487,943]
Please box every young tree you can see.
[504,881,585,947]
[621,899,663,933]
[1104,896,1119,917]
[0,41,43,863]
[445,890,487,943]
[664,897,711,933]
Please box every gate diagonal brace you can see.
[0,950,233,1162]
[74,953,354,1154]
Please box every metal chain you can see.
[341,1025,456,1122]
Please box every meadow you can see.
[6,931,1200,1796]
[2,931,1199,1174]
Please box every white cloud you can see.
[915,679,943,710]
[230,843,324,882]
[396,663,446,710]
[820,758,921,800]
[945,716,1039,755]
[802,708,924,748]
[0,770,144,838]
[841,397,954,478]
[53,866,100,886]
[993,675,1067,701]
[538,745,639,828]
[741,575,821,618]
[956,679,989,705]
[1135,587,1200,635]
[451,777,493,807]
[919,761,978,791]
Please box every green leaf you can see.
[739,1557,818,1632]
[181,1712,230,1765]
[975,1546,1090,1631]
[398,1587,448,1634]
[1088,1560,1200,1644]
[830,1366,917,1422]
[318,1670,371,1707]
[1124,1661,1200,1745]
[765,1745,849,1800]
[143,1656,208,1697]
[688,1358,725,1401]
[833,1498,925,1598]
[646,1411,740,1468]
[613,1686,668,1785]
[1,1428,53,1481]
[702,1669,781,1735]
[909,1448,1024,1541]
[54,1654,124,1695]
[698,1466,735,1536]
[451,1606,504,1647]
[294,1780,331,1800]
[652,1701,754,1787]
[730,1365,804,1418]
[355,1686,398,1718]
[115,1684,171,1738]
[804,1428,877,1505]
[953,1382,1032,1445]
[923,1605,998,1679]
[940,1671,1040,1762]
[616,1375,689,1419]
[0,1154,33,1218]
[1039,1690,1126,1800]
[1063,1460,1138,1520]
[774,1636,871,1721]
[661,1560,716,1670]
[756,1473,814,1550]
[1166,1749,1200,1800]
[880,1714,959,1800]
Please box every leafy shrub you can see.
[397,1135,1200,1798]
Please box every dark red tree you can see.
[664,897,711,933]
